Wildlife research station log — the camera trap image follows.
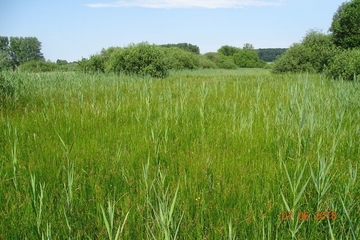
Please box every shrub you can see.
[329,0,360,49]
[204,52,221,64]
[325,48,360,80]
[159,43,200,54]
[217,56,238,69]
[233,50,266,68]
[77,58,89,73]
[58,62,78,72]
[272,30,339,74]
[19,60,58,72]
[204,52,237,69]
[87,54,105,73]
[0,73,15,104]
[108,43,169,78]
[0,52,12,71]
[105,48,124,74]
[197,55,217,69]
[272,43,315,73]
[217,45,241,56]
[163,47,199,70]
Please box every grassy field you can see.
[0,69,359,239]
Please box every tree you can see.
[56,59,68,65]
[325,48,360,80]
[233,49,265,68]
[204,52,237,69]
[159,43,200,54]
[258,48,287,62]
[9,37,44,68]
[162,47,199,70]
[0,36,12,70]
[217,45,241,56]
[105,43,168,78]
[329,0,360,49]
[243,43,254,50]
[272,30,339,73]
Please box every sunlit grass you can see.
[0,70,359,239]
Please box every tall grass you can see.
[0,69,359,239]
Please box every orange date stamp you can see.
[281,211,337,221]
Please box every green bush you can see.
[272,43,314,73]
[325,48,360,80]
[217,45,241,56]
[105,48,124,74]
[159,43,200,54]
[19,60,58,72]
[330,0,360,49]
[204,52,221,64]
[87,54,105,73]
[233,50,266,68]
[77,58,89,73]
[197,55,217,69]
[0,73,15,104]
[58,62,78,72]
[217,56,238,69]
[0,53,12,71]
[204,52,237,69]
[107,43,168,78]
[272,30,339,74]
[163,47,199,70]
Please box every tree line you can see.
[0,36,44,70]
[1,0,359,80]
[272,0,360,80]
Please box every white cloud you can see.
[86,0,283,9]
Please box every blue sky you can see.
[1,0,344,62]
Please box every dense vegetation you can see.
[272,0,360,80]
[0,36,44,70]
[0,70,359,239]
[159,43,200,54]
[329,0,360,50]
[0,1,359,238]
[258,48,287,62]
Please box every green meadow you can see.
[0,69,359,239]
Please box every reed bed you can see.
[0,70,359,239]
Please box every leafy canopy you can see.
[329,0,360,49]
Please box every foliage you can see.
[204,52,221,64]
[0,71,359,238]
[18,60,58,72]
[88,54,106,73]
[325,48,360,80]
[0,36,12,71]
[217,45,241,56]
[0,72,15,104]
[217,56,238,69]
[203,52,237,69]
[77,58,90,73]
[272,30,339,73]
[104,48,124,74]
[109,42,169,78]
[272,43,314,73]
[329,0,360,49]
[56,59,68,65]
[159,43,200,54]
[258,48,287,62]
[243,43,254,50]
[197,55,217,69]
[100,46,121,61]
[9,37,44,68]
[0,36,44,70]
[233,49,266,68]
[58,62,78,72]
[163,47,199,70]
